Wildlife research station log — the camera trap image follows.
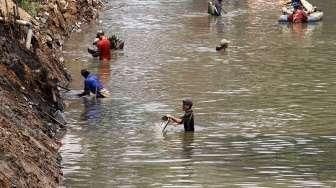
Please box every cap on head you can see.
[220,39,230,46]
[81,69,90,78]
[183,98,193,108]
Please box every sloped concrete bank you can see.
[0,0,103,187]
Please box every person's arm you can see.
[303,11,308,20]
[78,90,90,97]
[166,114,183,124]
[77,81,90,97]
[93,38,99,46]
[288,13,293,22]
[97,40,102,50]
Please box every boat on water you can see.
[278,0,323,23]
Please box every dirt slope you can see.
[0,0,103,187]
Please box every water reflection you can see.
[98,61,111,85]
[181,132,195,159]
[208,16,226,34]
[81,97,102,124]
[279,22,323,42]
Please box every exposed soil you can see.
[0,0,103,187]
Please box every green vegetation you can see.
[18,0,40,17]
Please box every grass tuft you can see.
[18,0,40,17]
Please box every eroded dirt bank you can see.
[0,0,103,187]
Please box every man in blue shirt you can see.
[78,69,110,98]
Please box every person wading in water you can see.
[165,98,195,132]
[95,31,111,61]
[77,69,110,98]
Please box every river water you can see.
[61,0,336,187]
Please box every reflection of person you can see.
[166,98,195,132]
[99,61,111,85]
[77,69,110,98]
[292,22,307,38]
[181,132,194,159]
[81,97,102,123]
[288,4,308,23]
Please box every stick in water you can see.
[162,121,170,134]
[161,116,170,134]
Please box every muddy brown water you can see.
[61,0,336,187]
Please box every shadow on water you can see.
[61,0,336,187]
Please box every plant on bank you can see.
[17,0,40,17]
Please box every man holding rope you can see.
[165,98,195,132]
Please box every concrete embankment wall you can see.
[0,0,102,187]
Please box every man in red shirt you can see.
[96,31,111,61]
[288,4,308,23]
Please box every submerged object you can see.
[88,46,100,57]
[99,88,111,98]
[279,6,323,23]
[216,39,229,51]
[109,35,125,50]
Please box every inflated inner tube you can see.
[278,7,323,23]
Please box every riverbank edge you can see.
[0,0,103,187]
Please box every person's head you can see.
[216,39,229,51]
[96,30,105,40]
[81,69,90,78]
[293,2,300,10]
[182,98,193,111]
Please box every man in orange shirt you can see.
[96,31,111,61]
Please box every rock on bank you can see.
[0,0,102,187]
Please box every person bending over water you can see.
[77,69,110,98]
[165,98,194,132]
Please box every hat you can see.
[183,98,193,107]
[220,39,230,46]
